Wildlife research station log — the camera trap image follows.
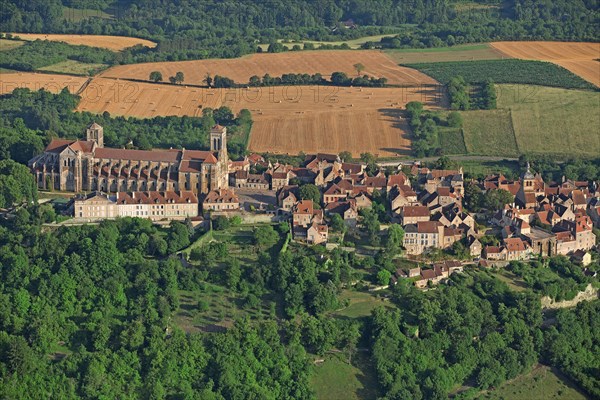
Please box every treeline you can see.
[0,39,115,72]
[0,88,252,163]
[518,154,600,183]
[406,101,464,157]
[1,0,596,62]
[206,71,387,88]
[448,75,496,111]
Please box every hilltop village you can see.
[26,123,600,288]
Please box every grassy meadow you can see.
[333,290,390,318]
[310,353,379,400]
[385,43,505,64]
[461,85,600,157]
[39,60,107,76]
[0,39,24,51]
[461,108,518,156]
[477,365,588,400]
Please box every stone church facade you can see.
[28,123,229,195]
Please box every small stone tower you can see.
[210,124,227,153]
[86,122,104,148]
[210,125,229,189]
[521,162,535,192]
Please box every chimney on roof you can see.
[132,192,135,199]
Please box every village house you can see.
[277,185,300,213]
[306,223,329,245]
[323,183,348,204]
[588,198,600,227]
[351,190,373,209]
[231,171,270,190]
[270,171,290,191]
[400,205,430,225]
[291,199,327,244]
[292,200,324,228]
[201,188,240,213]
[465,235,482,257]
[420,168,464,195]
[324,200,359,227]
[229,157,250,173]
[403,221,445,255]
[389,184,418,216]
[74,190,199,221]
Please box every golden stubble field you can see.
[490,41,600,87]
[99,50,438,86]
[7,33,157,51]
[73,77,444,156]
[0,72,88,94]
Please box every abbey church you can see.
[28,123,230,194]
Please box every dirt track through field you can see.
[490,41,600,87]
[7,33,157,51]
[99,50,438,86]
[72,77,444,156]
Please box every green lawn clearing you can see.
[38,60,107,76]
[477,364,588,400]
[175,287,275,333]
[333,290,390,318]
[490,269,528,292]
[310,352,379,400]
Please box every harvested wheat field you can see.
[8,33,157,51]
[0,72,88,95]
[76,78,444,156]
[99,50,438,86]
[491,41,600,87]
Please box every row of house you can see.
[483,164,598,261]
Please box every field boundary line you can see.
[507,108,520,154]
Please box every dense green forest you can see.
[0,88,252,163]
[0,214,313,398]
[1,0,597,61]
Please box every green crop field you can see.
[461,85,600,157]
[406,59,596,89]
[385,43,505,64]
[310,353,379,400]
[478,365,588,400]
[39,60,107,76]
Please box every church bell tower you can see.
[86,122,104,148]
